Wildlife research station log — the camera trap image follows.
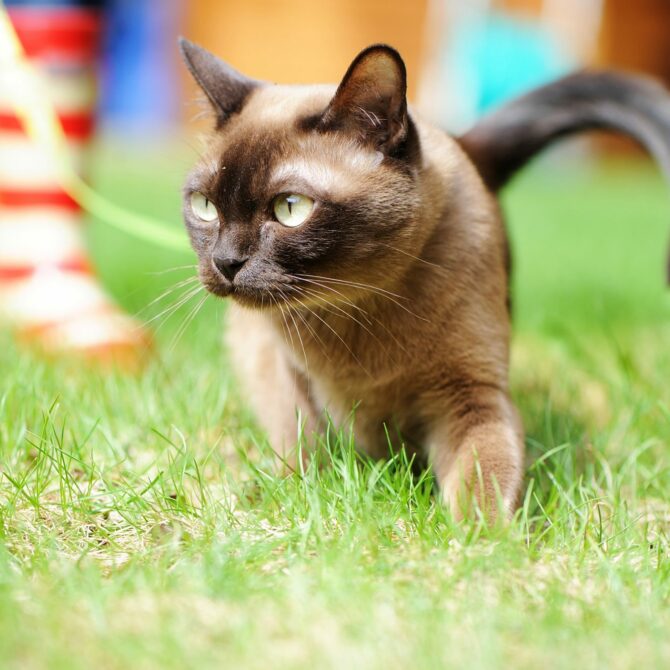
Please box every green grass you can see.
[1,142,669,669]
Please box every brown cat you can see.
[179,39,670,520]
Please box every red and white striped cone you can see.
[0,4,150,366]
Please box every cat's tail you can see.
[458,70,670,281]
[458,71,670,191]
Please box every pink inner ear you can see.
[316,45,412,155]
[339,52,404,108]
[362,56,402,92]
[333,52,404,111]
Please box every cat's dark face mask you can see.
[180,40,423,309]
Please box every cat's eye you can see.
[273,193,314,228]
[190,192,219,223]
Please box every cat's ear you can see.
[318,44,409,155]
[179,38,259,127]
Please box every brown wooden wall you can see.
[183,0,428,102]
[182,0,670,124]
[598,0,670,85]
[496,0,670,84]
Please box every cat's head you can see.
[180,40,423,309]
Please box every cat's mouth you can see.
[203,275,358,313]
[201,277,305,310]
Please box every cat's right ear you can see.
[317,44,411,156]
[178,38,259,128]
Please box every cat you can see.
[179,39,670,520]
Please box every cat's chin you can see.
[203,277,321,311]
[203,281,286,311]
[202,282,233,299]
[230,289,279,310]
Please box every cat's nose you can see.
[213,255,249,282]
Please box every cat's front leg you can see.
[426,382,524,522]
[226,308,321,470]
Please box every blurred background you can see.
[3,0,670,349]
[96,0,670,134]
[97,0,670,332]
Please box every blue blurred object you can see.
[99,0,181,135]
[436,10,573,131]
[7,0,181,135]
[453,12,571,116]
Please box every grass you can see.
[1,141,669,669]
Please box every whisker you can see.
[136,276,200,317]
[298,273,409,302]
[289,293,371,377]
[279,290,309,377]
[270,293,290,349]
[377,242,447,270]
[288,291,333,365]
[142,284,203,331]
[297,273,427,322]
[299,286,385,347]
[286,274,411,355]
[278,302,296,351]
[288,275,373,323]
[299,285,409,358]
[278,289,310,377]
[168,291,208,352]
[145,264,198,277]
[271,294,306,411]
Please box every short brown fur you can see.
[180,40,670,521]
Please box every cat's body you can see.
[180,41,670,520]
[227,110,514,462]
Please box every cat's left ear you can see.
[318,44,410,155]
[179,38,260,128]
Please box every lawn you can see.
[1,141,669,669]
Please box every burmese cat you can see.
[179,39,670,520]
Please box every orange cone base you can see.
[1,269,153,371]
[16,315,153,371]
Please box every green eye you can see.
[273,193,314,228]
[190,192,218,223]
